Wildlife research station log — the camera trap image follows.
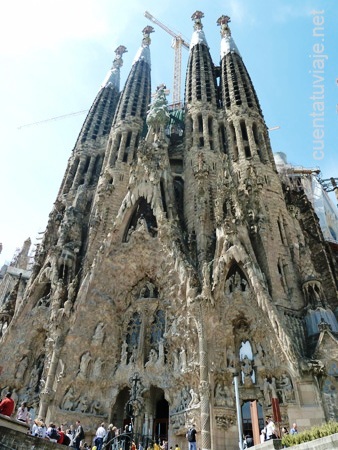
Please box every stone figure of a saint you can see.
[62,386,76,411]
[93,322,105,345]
[180,347,187,371]
[214,383,227,406]
[188,388,200,408]
[78,351,91,379]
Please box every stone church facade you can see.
[1,11,338,450]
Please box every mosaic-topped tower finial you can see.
[217,14,240,57]
[132,25,154,65]
[190,10,208,49]
[101,45,128,89]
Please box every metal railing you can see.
[103,432,156,450]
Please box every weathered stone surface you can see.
[0,11,337,450]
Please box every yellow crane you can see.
[144,11,189,107]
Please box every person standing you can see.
[186,424,197,450]
[95,422,106,450]
[104,423,116,450]
[244,434,254,448]
[290,423,298,435]
[74,420,85,450]
[0,392,15,417]
[16,401,29,423]
[266,416,276,440]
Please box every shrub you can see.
[281,421,338,447]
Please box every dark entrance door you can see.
[153,393,169,443]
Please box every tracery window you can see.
[150,310,165,346]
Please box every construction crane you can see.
[144,11,189,107]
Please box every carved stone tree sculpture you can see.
[146,84,170,141]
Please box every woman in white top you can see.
[16,401,29,423]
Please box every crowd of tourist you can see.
[1,391,301,450]
[0,391,115,449]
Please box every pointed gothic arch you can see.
[225,263,249,294]
[123,197,158,242]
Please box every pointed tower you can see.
[184,11,220,265]
[59,45,127,198]
[218,15,273,166]
[84,26,154,264]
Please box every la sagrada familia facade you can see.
[1,11,338,449]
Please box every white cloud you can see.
[0,0,137,56]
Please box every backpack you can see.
[187,429,195,442]
[62,434,71,446]
[49,427,60,440]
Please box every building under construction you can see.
[1,11,338,450]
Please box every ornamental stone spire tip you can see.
[132,26,154,65]
[218,14,241,58]
[101,44,127,89]
[190,10,208,49]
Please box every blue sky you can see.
[0,0,337,265]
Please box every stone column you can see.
[195,298,211,450]
[38,333,64,420]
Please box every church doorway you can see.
[149,387,169,444]
[110,386,169,444]
[110,387,131,433]
[242,400,264,444]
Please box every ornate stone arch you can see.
[218,242,300,372]
[123,197,158,242]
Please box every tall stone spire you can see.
[218,15,275,167]
[185,11,217,107]
[106,26,154,167]
[183,12,220,265]
[59,46,126,197]
[29,46,127,298]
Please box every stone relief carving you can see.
[145,348,158,368]
[241,355,254,387]
[214,383,234,407]
[140,281,158,298]
[278,373,295,403]
[215,413,236,430]
[225,271,248,294]
[60,386,105,416]
[188,389,200,408]
[62,386,77,410]
[263,376,277,405]
[92,322,105,345]
[77,351,92,379]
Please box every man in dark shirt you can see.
[74,420,85,450]
[186,425,197,450]
[0,392,15,417]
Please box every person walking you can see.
[95,422,106,450]
[186,424,197,450]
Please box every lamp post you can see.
[126,372,144,441]
[233,372,244,450]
